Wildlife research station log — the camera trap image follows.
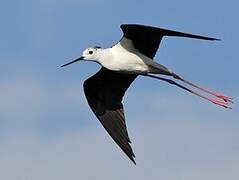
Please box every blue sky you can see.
[0,0,238,179]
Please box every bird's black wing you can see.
[120,24,219,59]
[83,68,137,164]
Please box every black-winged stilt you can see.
[61,24,233,164]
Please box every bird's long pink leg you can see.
[143,74,232,109]
[171,73,233,103]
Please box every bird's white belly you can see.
[108,56,148,73]
[100,45,149,73]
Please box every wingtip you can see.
[125,148,136,165]
[129,151,136,165]
[212,37,221,41]
[131,157,137,165]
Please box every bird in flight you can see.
[61,24,233,164]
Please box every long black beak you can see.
[60,56,84,68]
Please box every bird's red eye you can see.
[89,51,93,55]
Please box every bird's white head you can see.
[82,46,102,61]
[61,46,102,67]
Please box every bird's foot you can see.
[210,98,232,109]
[212,93,234,103]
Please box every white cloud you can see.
[0,114,238,180]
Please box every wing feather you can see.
[120,24,219,59]
[83,68,137,164]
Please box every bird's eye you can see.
[89,51,93,55]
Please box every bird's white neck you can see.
[96,48,113,65]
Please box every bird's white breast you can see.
[99,38,151,73]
